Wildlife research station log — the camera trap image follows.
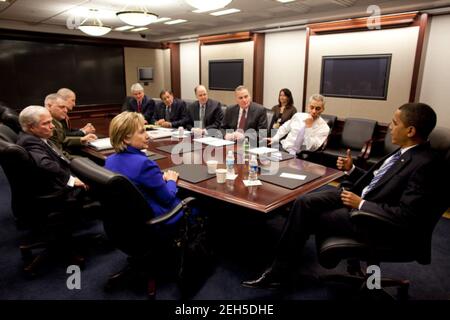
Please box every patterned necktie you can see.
[238,109,247,130]
[165,106,170,121]
[361,150,402,198]
[199,105,205,129]
[137,101,142,113]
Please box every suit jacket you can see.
[49,119,82,159]
[122,95,156,124]
[60,118,84,137]
[221,102,268,133]
[153,98,189,128]
[186,99,224,131]
[345,143,444,229]
[105,146,182,224]
[17,132,71,195]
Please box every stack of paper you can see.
[88,138,113,150]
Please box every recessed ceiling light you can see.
[115,25,134,31]
[130,27,148,32]
[276,0,296,3]
[210,8,240,16]
[165,19,187,25]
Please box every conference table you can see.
[82,133,343,213]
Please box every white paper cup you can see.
[206,160,218,174]
[216,168,227,183]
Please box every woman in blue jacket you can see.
[105,111,182,224]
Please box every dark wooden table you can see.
[82,135,343,213]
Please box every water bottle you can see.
[248,155,258,181]
[226,150,235,176]
[243,137,250,163]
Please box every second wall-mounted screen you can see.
[320,54,392,100]
[209,59,243,91]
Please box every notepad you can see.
[88,138,113,150]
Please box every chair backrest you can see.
[321,114,337,131]
[266,109,274,130]
[0,139,40,221]
[0,108,21,133]
[341,118,377,150]
[70,157,157,256]
[0,123,18,143]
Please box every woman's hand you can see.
[163,170,179,182]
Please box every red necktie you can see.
[137,101,142,113]
[238,109,247,130]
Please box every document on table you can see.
[280,172,307,180]
[88,137,113,150]
[193,137,235,147]
[248,147,279,155]
[147,129,174,140]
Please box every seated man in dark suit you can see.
[222,85,267,142]
[121,83,156,124]
[242,102,445,289]
[186,85,224,135]
[17,105,88,195]
[57,88,96,137]
[154,89,189,129]
[44,93,97,159]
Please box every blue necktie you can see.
[361,150,402,198]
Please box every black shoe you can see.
[241,269,282,289]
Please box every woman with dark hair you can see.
[269,88,297,130]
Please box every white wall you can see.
[263,30,306,111]
[307,27,419,124]
[180,41,200,100]
[124,47,171,98]
[419,14,450,129]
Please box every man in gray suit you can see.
[186,85,224,135]
[222,85,267,141]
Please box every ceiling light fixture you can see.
[78,9,112,37]
[186,0,233,12]
[210,8,240,16]
[116,5,158,27]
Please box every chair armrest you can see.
[146,197,196,225]
[361,139,373,160]
[350,210,406,230]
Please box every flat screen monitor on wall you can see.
[320,54,392,100]
[138,67,153,81]
[209,59,244,91]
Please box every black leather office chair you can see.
[321,117,377,167]
[363,130,397,168]
[0,137,85,277]
[70,157,197,298]
[0,123,18,143]
[0,107,21,133]
[316,129,450,300]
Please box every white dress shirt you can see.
[271,113,330,153]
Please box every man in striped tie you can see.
[243,102,446,289]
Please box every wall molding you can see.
[199,32,252,45]
[308,12,419,35]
